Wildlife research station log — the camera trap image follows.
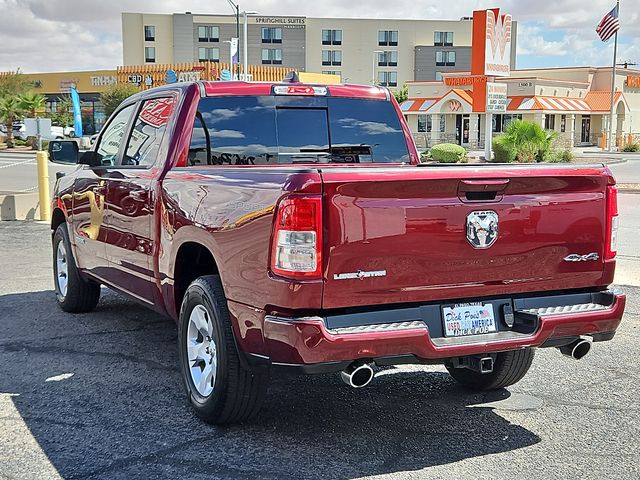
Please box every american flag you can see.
[596,4,620,42]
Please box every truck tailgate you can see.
[320,165,611,310]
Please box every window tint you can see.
[328,98,409,163]
[276,109,329,156]
[122,97,176,167]
[96,104,136,166]
[188,95,409,165]
[189,96,278,166]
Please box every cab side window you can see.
[95,104,136,166]
[122,97,176,167]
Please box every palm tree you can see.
[0,96,25,149]
[19,92,47,149]
[19,91,46,118]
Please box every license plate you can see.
[442,302,497,337]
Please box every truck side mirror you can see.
[48,140,79,164]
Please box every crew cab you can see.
[48,79,625,424]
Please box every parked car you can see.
[47,80,625,425]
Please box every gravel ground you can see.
[0,221,638,480]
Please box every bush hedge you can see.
[621,142,640,152]
[492,135,516,162]
[430,143,467,163]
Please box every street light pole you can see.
[242,10,259,81]
[227,0,240,78]
[372,50,383,85]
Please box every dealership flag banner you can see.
[597,2,620,151]
[70,86,83,138]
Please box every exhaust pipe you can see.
[559,338,592,360]
[340,362,374,388]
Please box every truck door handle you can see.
[458,179,509,202]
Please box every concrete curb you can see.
[0,192,41,220]
[0,149,37,155]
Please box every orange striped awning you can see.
[584,91,625,112]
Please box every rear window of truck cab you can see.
[188,95,410,165]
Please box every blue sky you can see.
[0,0,637,73]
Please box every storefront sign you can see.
[59,79,79,93]
[486,82,508,113]
[127,74,153,87]
[256,17,305,25]
[448,100,462,112]
[471,8,512,77]
[626,76,640,88]
[178,71,201,82]
[444,76,486,86]
[90,75,117,87]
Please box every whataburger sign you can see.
[471,8,512,113]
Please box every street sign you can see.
[486,82,508,113]
[24,118,51,137]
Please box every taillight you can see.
[271,195,322,279]
[605,185,618,260]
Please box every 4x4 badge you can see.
[466,210,499,248]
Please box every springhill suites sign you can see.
[256,17,305,25]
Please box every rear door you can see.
[321,165,609,309]
[102,96,177,305]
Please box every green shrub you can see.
[621,142,640,152]
[492,135,516,162]
[515,141,538,163]
[430,143,467,163]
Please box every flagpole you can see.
[607,0,619,152]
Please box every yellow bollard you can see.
[36,150,51,222]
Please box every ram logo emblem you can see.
[466,210,499,248]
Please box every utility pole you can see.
[242,10,259,80]
[227,0,240,78]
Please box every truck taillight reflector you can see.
[273,85,328,96]
[271,195,322,279]
[605,185,618,260]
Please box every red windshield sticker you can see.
[139,97,175,128]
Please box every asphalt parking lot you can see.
[0,221,638,480]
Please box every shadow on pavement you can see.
[0,289,541,480]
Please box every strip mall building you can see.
[401,66,640,150]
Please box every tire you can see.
[53,223,101,313]
[446,348,535,391]
[178,275,269,425]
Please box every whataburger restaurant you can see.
[401,66,640,150]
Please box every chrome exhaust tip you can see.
[559,338,592,360]
[340,362,374,388]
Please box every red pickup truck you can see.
[48,80,625,425]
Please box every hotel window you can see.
[322,71,342,80]
[378,30,398,46]
[434,31,453,46]
[322,50,342,66]
[262,27,282,43]
[262,48,282,65]
[198,47,220,62]
[560,114,567,133]
[144,25,155,42]
[544,114,556,130]
[144,47,155,63]
[377,71,397,87]
[198,26,219,42]
[434,71,443,81]
[435,51,456,66]
[378,51,398,67]
[322,29,342,45]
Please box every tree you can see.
[100,84,139,118]
[19,91,47,118]
[0,71,30,98]
[0,96,25,148]
[51,95,73,128]
[393,84,409,104]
